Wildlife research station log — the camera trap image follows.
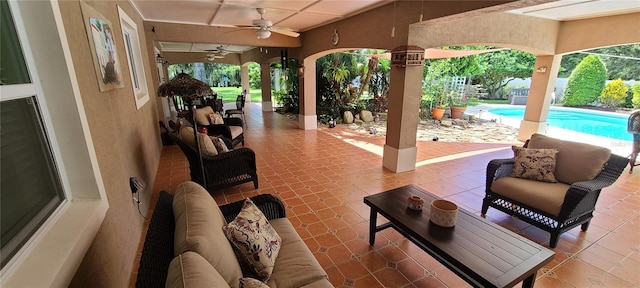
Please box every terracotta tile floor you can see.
[148,103,640,287]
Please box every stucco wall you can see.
[56,1,162,287]
[556,12,640,54]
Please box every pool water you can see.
[488,107,632,141]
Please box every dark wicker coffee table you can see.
[364,185,554,288]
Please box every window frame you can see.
[118,6,149,110]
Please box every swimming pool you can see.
[488,106,632,141]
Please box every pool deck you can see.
[469,104,634,157]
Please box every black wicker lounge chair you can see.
[167,132,257,192]
[482,134,627,248]
[628,110,640,173]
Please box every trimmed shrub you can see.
[600,79,629,109]
[632,83,640,109]
[563,55,607,107]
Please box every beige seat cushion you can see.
[527,133,610,184]
[173,181,243,288]
[491,176,570,216]
[179,127,218,156]
[229,126,243,139]
[266,218,329,288]
[194,106,215,126]
[166,252,230,288]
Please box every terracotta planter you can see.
[431,108,445,120]
[450,107,466,119]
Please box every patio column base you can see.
[299,114,317,130]
[383,145,416,173]
[262,101,273,112]
[518,120,548,141]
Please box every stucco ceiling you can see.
[134,0,639,55]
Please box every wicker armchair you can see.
[185,107,245,147]
[135,191,285,288]
[482,134,628,248]
[167,132,257,192]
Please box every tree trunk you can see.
[357,57,379,100]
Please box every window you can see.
[0,0,65,269]
[1,1,107,286]
[118,6,148,109]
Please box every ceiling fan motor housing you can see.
[252,19,272,27]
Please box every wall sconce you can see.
[536,66,547,73]
[156,54,163,64]
[297,65,304,77]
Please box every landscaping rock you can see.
[452,119,469,127]
[360,110,374,122]
[354,119,364,125]
[440,120,453,127]
[343,111,354,124]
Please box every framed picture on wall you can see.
[81,2,124,92]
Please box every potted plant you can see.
[431,87,449,120]
[449,91,467,120]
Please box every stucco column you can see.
[383,64,423,173]
[518,55,562,141]
[299,58,317,130]
[241,64,250,103]
[260,62,273,112]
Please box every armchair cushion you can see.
[223,198,282,281]
[229,126,244,140]
[491,177,570,216]
[209,113,225,125]
[509,146,558,183]
[166,252,230,288]
[173,181,243,287]
[179,127,218,156]
[194,106,215,126]
[528,133,610,184]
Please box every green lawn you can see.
[211,87,263,102]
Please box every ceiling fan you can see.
[200,46,227,61]
[236,8,300,39]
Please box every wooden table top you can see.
[364,185,555,287]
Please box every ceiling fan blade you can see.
[270,27,299,38]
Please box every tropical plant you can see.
[563,55,607,107]
[632,82,640,109]
[600,79,629,109]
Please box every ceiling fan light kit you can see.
[256,28,271,39]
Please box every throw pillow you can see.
[194,106,215,126]
[239,277,269,288]
[223,198,282,281]
[209,113,225,125]
[509,146,558,183]
[210,136,230,154]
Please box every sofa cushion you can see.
[223,198,282,281]
[194,106,215,126]
[266,218,329,288]
[491,176,570,216]
[179,127,218,156]
[166,252,230,288]
[230,125,243,139]
[173,181,243,288]
[527,133,610,184]
[509,146,558,183]
[239,277,269,288]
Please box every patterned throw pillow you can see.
[509,146,558,183]
[209,113,225,125]
[209,136,229,154]
[239,277,270,288]
[223,199,281,281]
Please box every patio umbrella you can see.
[158,72,214,188]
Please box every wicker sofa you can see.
[136,181,332,288]
[482,133,628,248]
